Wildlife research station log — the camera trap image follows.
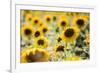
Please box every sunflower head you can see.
[61,27,80,42]
[31,16,40,26]
[44,14,52,23]
[35,36,48,48]
[72,16,88,30]
[40,25,49,34]
[25,13,33,22]
[21,24,34,40]
[21,48,49,63]
[58,15,69,28]
[34,29,43,38]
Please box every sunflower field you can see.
[20,10,90,63]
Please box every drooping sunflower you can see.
[21,48,49,63]
[54,44,65,52]
[21,24,34,40]
[35,36,48,48]
[65,56,81,61]
[72,15,88,30]
[60,27,80,42]
[58,15,69,29]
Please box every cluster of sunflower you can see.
[20,10,90,63]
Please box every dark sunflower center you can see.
[76,19,84,26]
[24,29,32,36]
[64,28,74,37]
[26,51,44,62]
[38,39,44,45]
[43,28,47,33]
[34,31,40,37]
[57,37,62,42]
[61,21,66,26]
[34,19,38,24]
[56,45,64,52]
[46,17,50,22]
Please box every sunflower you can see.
[54,44,65,52]
[44,14,52,23]
[72,15,88,30]
[61,27,80,42]
[33,29,43,38]
[58,15,69,29]
[31,16,40,26]
[65,56,81,61]
[21,24,34,39]
[21,48,49,63]
[25,13,33,22]
[40,24,49,34]
[35,36,48,48]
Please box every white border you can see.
[11,4,96,73]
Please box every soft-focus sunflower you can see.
[31,16,40,26]
[40,25,49,34]
[21,48,49,63]
[35,36,48,48]
[54,44,65,52]
[58,15,69,29]
[38,20,44,27]
[21,24,34,39]
[72,15,88,30]
[25,13,33,22]
[34,29,43,38]
[61,27,80,42]
[44,14,52,23]
[65,56,81,61]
